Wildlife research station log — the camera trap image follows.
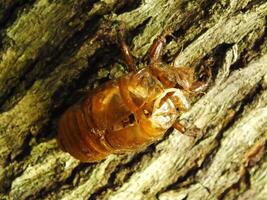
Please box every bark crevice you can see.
[0,0,266,199]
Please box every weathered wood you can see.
[0,0,267,199]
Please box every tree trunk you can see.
[0,0,267,199]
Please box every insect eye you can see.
[121,113,136,127]
[128,113,135,124]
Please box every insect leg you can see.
[147,35,166,64]
[188,66,212,95]
[172,121,186,133]
[173,120,201,138]
[118,25,137,72]
[170,89,200,137]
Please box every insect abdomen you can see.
[57,69,172,162]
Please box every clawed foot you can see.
[173,122,203,139]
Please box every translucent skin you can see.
[57,68,187,162]
[57,30,211,162]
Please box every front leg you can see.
[172,66,212,95]
[188,66,212,95]
[147,35,166,64]
[118,25,137,72]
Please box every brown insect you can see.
[57,28,211,162]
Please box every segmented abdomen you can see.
[57,68,180,162]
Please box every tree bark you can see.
[0,0,267,199]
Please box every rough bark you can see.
[0,0,267,199]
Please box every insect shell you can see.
[57,29,210,162]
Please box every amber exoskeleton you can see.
[57,28,211,162]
